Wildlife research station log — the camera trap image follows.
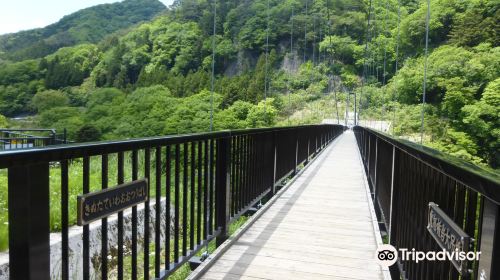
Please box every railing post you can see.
[306,138,310,164]
[50,131,56,146]
[8,162,50,280]
[215,136,231,246]
[367,132,371,174]
[272,131,278,195]
[373,137,378,198]
[388,146,396,243]
[294,130,299,175]
[477,199,500,280]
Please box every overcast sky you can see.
[0,0,174,35]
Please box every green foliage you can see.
[427,128,485,165]
[38,107,84,139]
[0,114,7,127]
[461,78,500,167]
[43,44,102,89]
[449,0,499,47]
[399,0,463,53]
[75,124,102,142]
[0,0,496,171]
[320,35,358,64]
[31,90,70,112]
[0,60,41,84]
[0,0,166,61]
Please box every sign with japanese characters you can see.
[427,202,472,274]
[77,179,148,225]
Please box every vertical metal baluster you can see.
[174,144,180,263]
[117,152,124,280]
[83,157,90,280]
[61,160,69,280]
[230,137,236,216]
[210,139,215,235]
[144,148,150,280]
[238,136,244,212]
[101,154,108,280]
[183,142,188,256]
[236,136,241,213]
[190,141,196,251]
[165,146,171,270]
[251,136,256,202]
[154,147,161,278]
[197,141,202,245]
[245,136,251,207]
[131,150,138,280]
[204,140,209,241]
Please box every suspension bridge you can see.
[0,1,498,280]
[1,125,498,280]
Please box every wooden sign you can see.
[77,179,148,226]
[427,202,472,274]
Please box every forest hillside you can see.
[0,0,498,169]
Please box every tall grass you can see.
[0,150,164,251]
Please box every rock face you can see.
[0,198,174,280]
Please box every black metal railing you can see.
[354,126,500,280]
[0,128,67,150]
[0,124,344,280]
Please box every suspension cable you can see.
[382,0,389,86]
[371,0,378,81]
[392,0,401,135]
[318,14,322,65]
[359,0,373,125]
[264,0,270,114]
[313,15,317,66]
[420,0,431,144]
[288,5,294,125]
[326,0,339,124]
[380,0,390,131]
[205,0,217,257]
[303,0,308,63]
[209,0,217,132]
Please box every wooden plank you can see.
[193,132,387,280]
[208,259,382,280]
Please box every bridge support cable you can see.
[287,6,295,125]
[371,1,378,82]
[303,0,308,64]
[381,0,390,131]
[209,0,217,133]
[312,15,316,66]
[326,0,340,124]
[420,0,431,144]
[392,0,402,135]
[264,0,271,114]
[204,0,217,258]
[318,14,322,65]
[359,0,373,125]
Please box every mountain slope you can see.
[0,0,166,61]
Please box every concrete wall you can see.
[0,198,174,280]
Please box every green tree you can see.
[31,90,70,112]
[0,114,8,127]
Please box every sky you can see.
[0,0,174,35]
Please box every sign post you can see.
[427,202,473,275]
[77,179,149,226]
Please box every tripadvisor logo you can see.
[376,245,398,266]
[375,245,481,267]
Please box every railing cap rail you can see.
[355,126,500,204]
[0,124,342,168]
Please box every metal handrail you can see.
[356,126,500,204]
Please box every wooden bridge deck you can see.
[190,131,390,280]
